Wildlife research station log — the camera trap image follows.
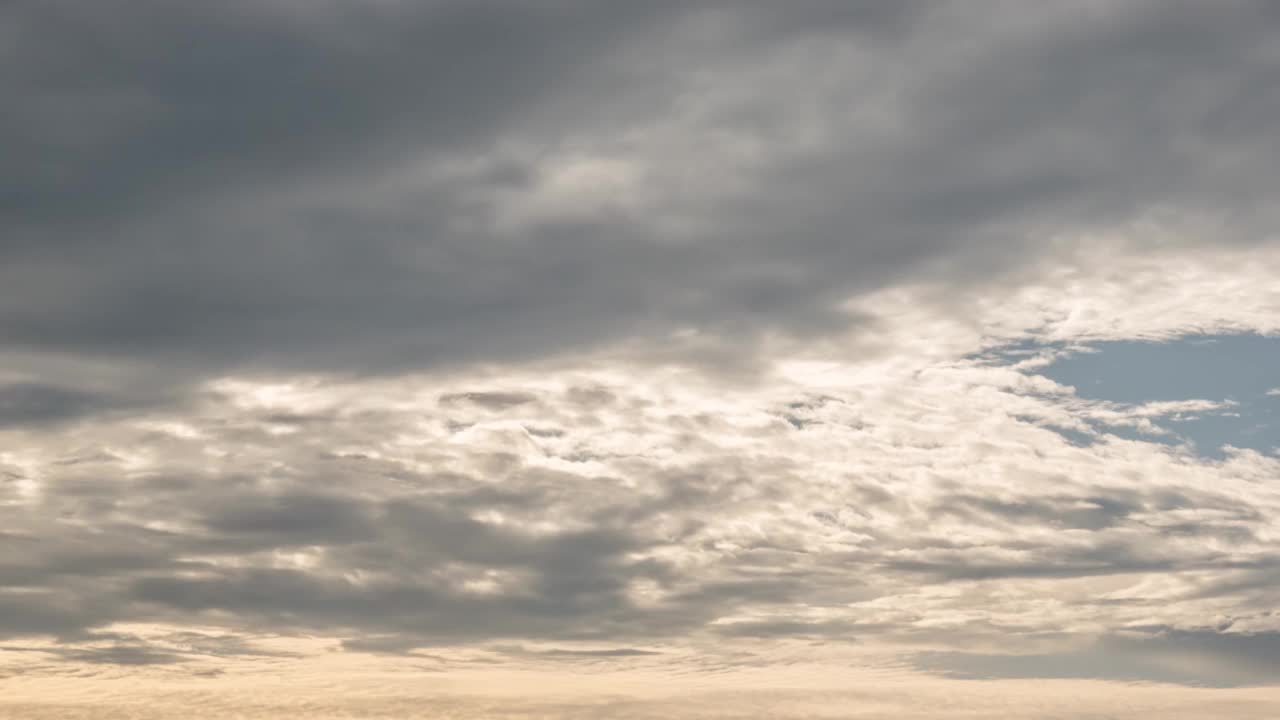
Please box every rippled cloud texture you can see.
[3,1,1280,717]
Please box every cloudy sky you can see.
[4,1,1280,717]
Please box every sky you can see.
[3,1,1280,717]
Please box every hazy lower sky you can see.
[3,1,1279,717]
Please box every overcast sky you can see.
[3,1,1280,717]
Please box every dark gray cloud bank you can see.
[4,0,1279,378]
[3,0,1280,690]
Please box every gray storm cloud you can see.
[3,1,1279,381]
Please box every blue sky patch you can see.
[1030,334,1280,458]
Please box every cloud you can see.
[4,1,1280,387]
[2,240,1278,687]
[0,383,123,428]
[47,644,189,667]
[915,628,1280,687]
[4,1,1280,711]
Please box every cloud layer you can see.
[5,1,1280,379]
[4,0,1280,715]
